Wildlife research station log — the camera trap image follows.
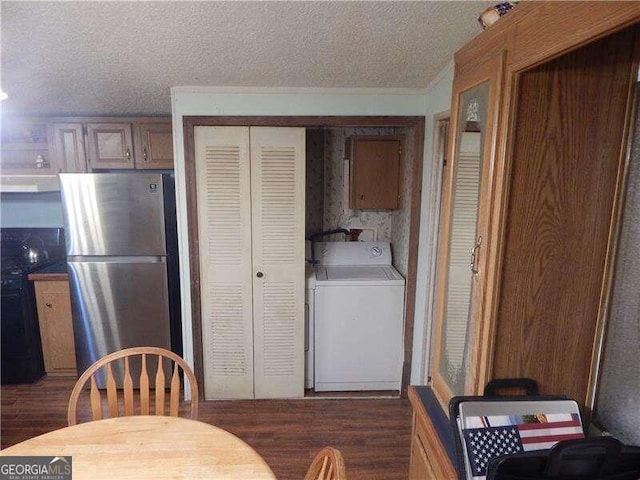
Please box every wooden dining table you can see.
[0,415,277,479]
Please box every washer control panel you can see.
[314,241,392,266]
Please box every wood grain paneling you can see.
[492,28,637,406]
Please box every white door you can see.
[195,126,254,399]
[251,127,305,399]
[195,126,305,399]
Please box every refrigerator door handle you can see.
[67,256,166,263]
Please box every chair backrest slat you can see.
[89,376,103,421]
[105,363,118,417]
[67,347,199,426]
[304,447,346,480]
[155,359,165,416]
[319,457,328,479]
[169,363,180,416]
[140,353,150,415]
[123,356,134,416]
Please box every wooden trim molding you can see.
[183,115,425,398]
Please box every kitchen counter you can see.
[28,262,68,281]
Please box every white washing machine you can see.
[305,263,316,389]
[313,242,405,392]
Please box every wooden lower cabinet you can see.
[409,415,438,479]
[33,279,77,376]
[408,387,457,480]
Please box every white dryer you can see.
[313,242,405,392]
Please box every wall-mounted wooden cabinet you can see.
[86,122,134,169]
[134,122,174,170]
[0,117,173,174]
[0,120,59,174]
[348,135,403,210]
[86,121,174,170]
[51,123,88,173]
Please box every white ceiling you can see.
[1,1,492,116]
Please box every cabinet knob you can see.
[125,148,132,162]
[143,147,148,162]
[45,303,53,308]
[256,272,264,278]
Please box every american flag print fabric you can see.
[462,413,584,479]
[463,426,524,477]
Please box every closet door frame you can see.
[184,116,425,397]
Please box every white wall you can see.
[170,87,428,377]
[410,62,455,385]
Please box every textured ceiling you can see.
[1,1,492,116]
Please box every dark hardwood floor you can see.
[1,377,412,479]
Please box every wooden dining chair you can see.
[68,346,198,425]
[304,447,347,480]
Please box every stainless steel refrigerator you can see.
[60,173,181,384]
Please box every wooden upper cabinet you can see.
[134,122,174,169]
[51,123,87,173]
[349,136,403,210]
[86,123,134,169]
[0,120,60,174]
[1,117,174,174]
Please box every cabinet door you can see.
[86,123,134,169]
[195,126,254,399]
[350,136,402,209]
[431,54,504,408]
[0,120,59,174]
[52,123,87,172]
[34,280,77,375]
[134,122,174,169]
[491,29,636,407]
[251,127,305,399]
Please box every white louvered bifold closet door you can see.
[195,126,254,399]
[250,127,305,399]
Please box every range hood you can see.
[0,175,61,193]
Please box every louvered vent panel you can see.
[262,283,296,376]
[449,153,481,261]
[208,283,247,376]
[204,146,243,265]
[259,147,297,264]
[442,132,482,376]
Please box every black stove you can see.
[1,228,65,384]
